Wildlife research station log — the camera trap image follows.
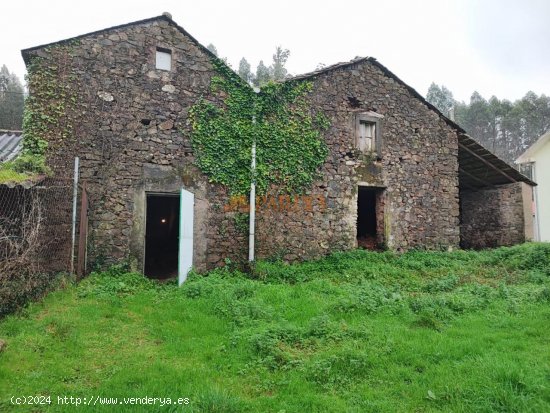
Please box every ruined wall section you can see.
[460,182,527,249]
[256,61,461,260]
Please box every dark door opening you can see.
[357,187,381,250]
[145,194,180,279]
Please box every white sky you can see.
[2,0,549,102]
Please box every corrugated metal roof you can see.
[0,130,23,163]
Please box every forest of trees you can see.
[207,43,291,87]
[427,83,550,166]
[0,65,24,130]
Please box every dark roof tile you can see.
[0,130,23,163]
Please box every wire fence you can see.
[0,177,75,272]
[0,162,82,315]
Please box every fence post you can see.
[70,157,79,274]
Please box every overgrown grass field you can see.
[1,244,550,412]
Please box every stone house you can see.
[21,13,535,280]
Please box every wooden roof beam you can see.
[458,143,517,183]
[459,167,496,189]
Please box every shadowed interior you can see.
[357,187,378,250]
[145,194,180,279]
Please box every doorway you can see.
[145,194,180,279]
[357,186,383,250]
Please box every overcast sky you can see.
[2,0,549,102]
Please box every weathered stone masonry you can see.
[255,60,461,260]
[22,15,533,273]
[460,182,532,249]
[24,17,250,271]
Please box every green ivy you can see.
[21,43,79,170]
[233,212,250,234]
[189,59,329,195]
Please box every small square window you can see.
[519,162,534,180]
[156,48,172,71]
[355,112,383,155]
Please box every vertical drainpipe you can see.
[249,87,260,262]
[532,163,541,241]
[70,156,80,274]
[249,132,256,262]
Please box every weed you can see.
[423,274,460,292]
[537,286,550,303]
[306,351,372,389]
[77,270,156,298]
[2,243,550,412]
[195,389,245,413]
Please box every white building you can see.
[516,130,550,241]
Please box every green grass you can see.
[0,165,33,184]
[0,155,49,185]
[1,243,550,412]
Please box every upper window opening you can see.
[355,111,383,155]
[156,47,172,71]
[358,121,376,152]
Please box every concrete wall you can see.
[532,140,550,241]
[460,182,529,249]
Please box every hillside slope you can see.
[1,244,550,412]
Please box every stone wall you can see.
[26,17,463,272]
[460,182,528,249]
[255,61,461,260]
[26,17,247,272]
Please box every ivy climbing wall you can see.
[23,17,250,271]
[23,14,464,273]
[251,60,462,260]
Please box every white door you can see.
[178,188,194,285]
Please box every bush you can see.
[11,154,50,175]
[77,265,156,298]
[0,270,60,317]
[489,243,550,274]
[0,196,58,317]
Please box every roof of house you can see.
[458,133,536,189]
[516,130,550,164]
[21,12,219,66]
[20,14,536,190]
[0,130,23,163]
[289,57,536,189]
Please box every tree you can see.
[451,88,550,165]
[254,60,271,87]
[426,83,455,116]
[238,58,254,84]
[0,65,24,130]
[271,46,290,81]
[206,43,218,56]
